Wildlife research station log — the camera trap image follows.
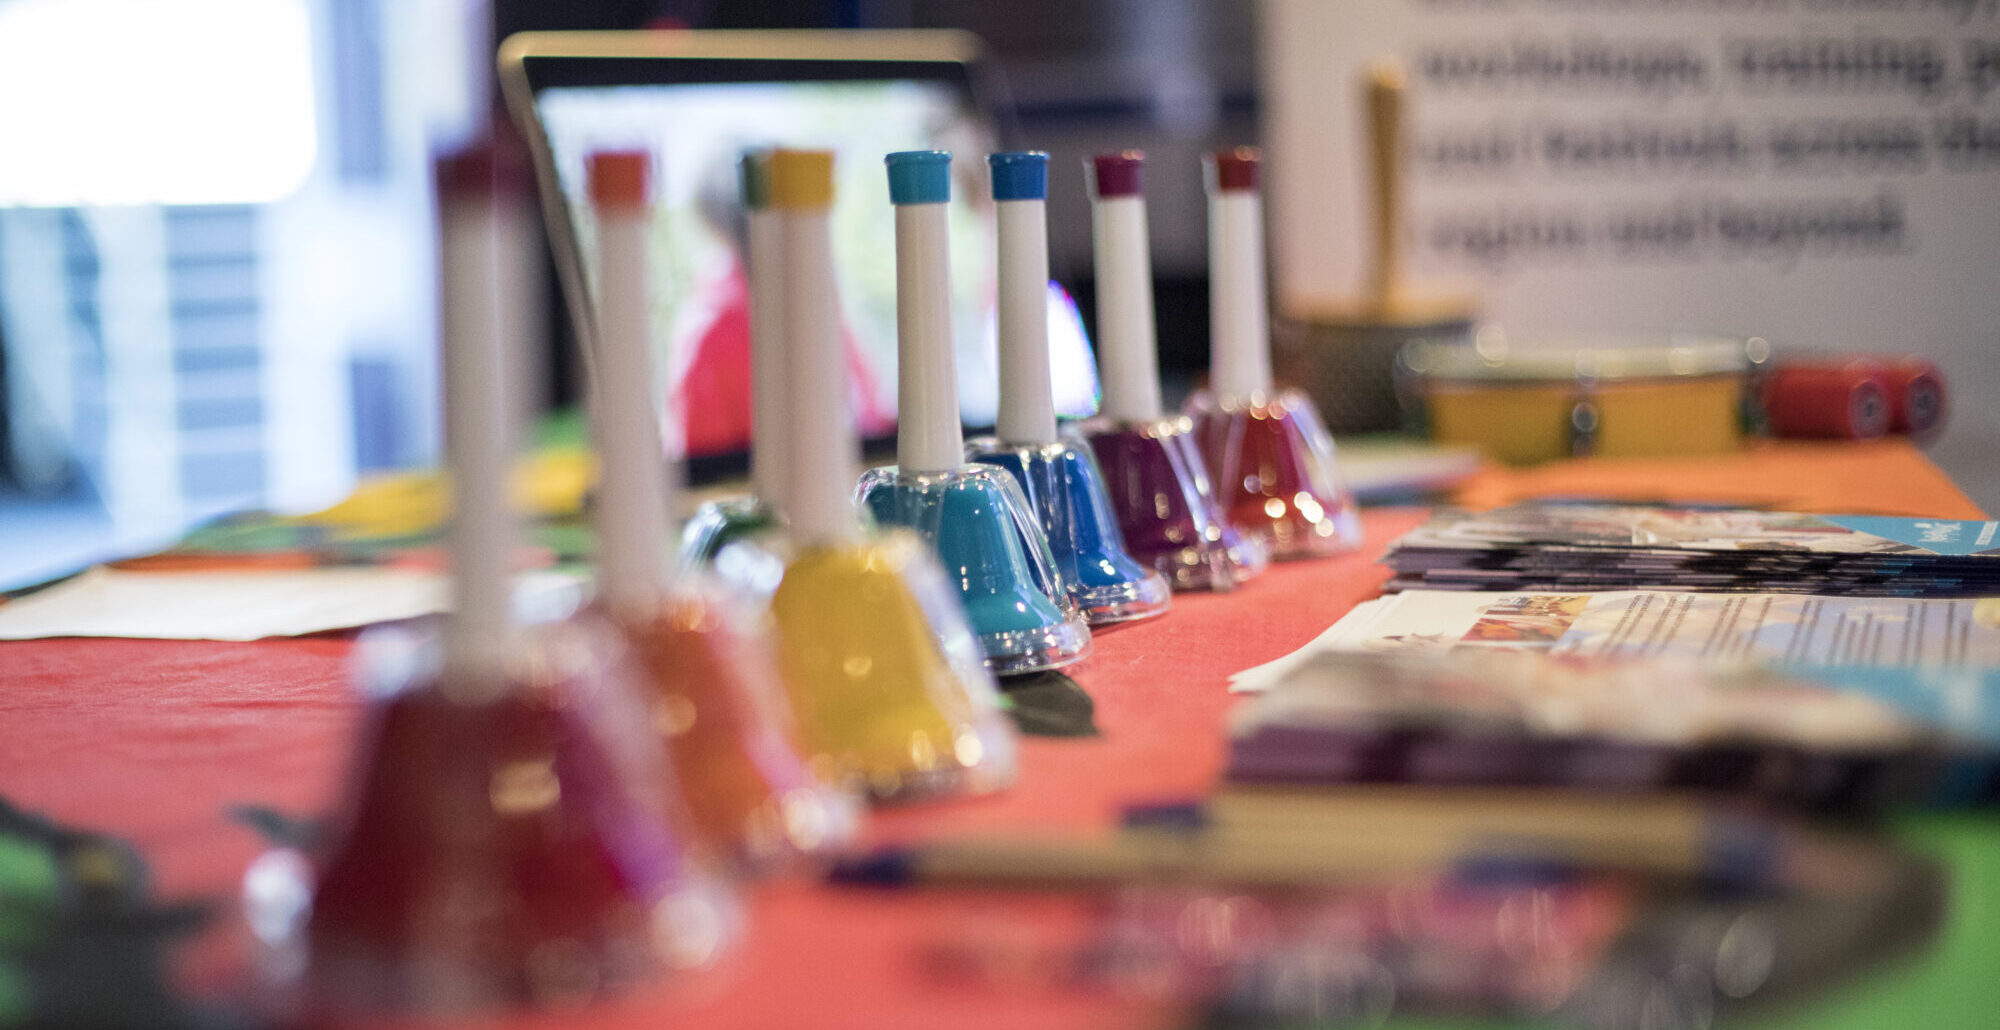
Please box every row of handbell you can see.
[246,142,1367,1019]
[680,146,1365,677]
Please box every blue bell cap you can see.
[885,150,952,205]
[987,151,1049,201]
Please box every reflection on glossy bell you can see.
[967,434,1171,625]
[770,532,1017,803]
[679,497,867,602]
[857,465,1090,674]
[1082,415,1267,592]
[603,583,861,872]
[1186,389,1363,560]
[269,624,734,1017]
[679,496,782,570]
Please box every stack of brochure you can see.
[1226,586,2000,808]
[1381,503,2000,597]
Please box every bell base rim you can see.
[1071,570,1173,625]
[977,616,1093,676]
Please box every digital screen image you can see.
[532,75,1098,460]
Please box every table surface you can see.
[5,439,1997,1030]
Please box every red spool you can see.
[1882,355,1947,439]
[1762,360,1892,440]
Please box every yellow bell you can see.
[770,531,1016,803]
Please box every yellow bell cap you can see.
[768,149,835,211]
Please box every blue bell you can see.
[858,465,1090,675]
[968,434,1171,624]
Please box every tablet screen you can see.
[510,42,1097,462]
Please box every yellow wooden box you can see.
[1401,333,1759,466]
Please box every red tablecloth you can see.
[3,505,1427,1030]
[2,441,1984,1030]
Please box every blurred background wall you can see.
[0,0,488,585]
[1,0,1991,588]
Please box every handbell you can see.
[859,150,1089,674]
[771,531,1018,801]
[579,149,857,869]
[858,464,1090,673]
[1082,414,1266,591]
[1080,150,1264,591]
[680,149,788,570]
[250,144,732,1020]
[1187,147,1361,559]
[968,435,1172,623]
[286,627,732,1014]
[765,148,1018,800]
[966,150,1170,624]
[1187,390,1361,559]
[609,585,861,867]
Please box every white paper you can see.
[0,566,585,641]
[1233,587,2000,690]
[1229,596,1393,692]
[1556,591,2000,667]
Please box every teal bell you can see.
[857,464,1090,676]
